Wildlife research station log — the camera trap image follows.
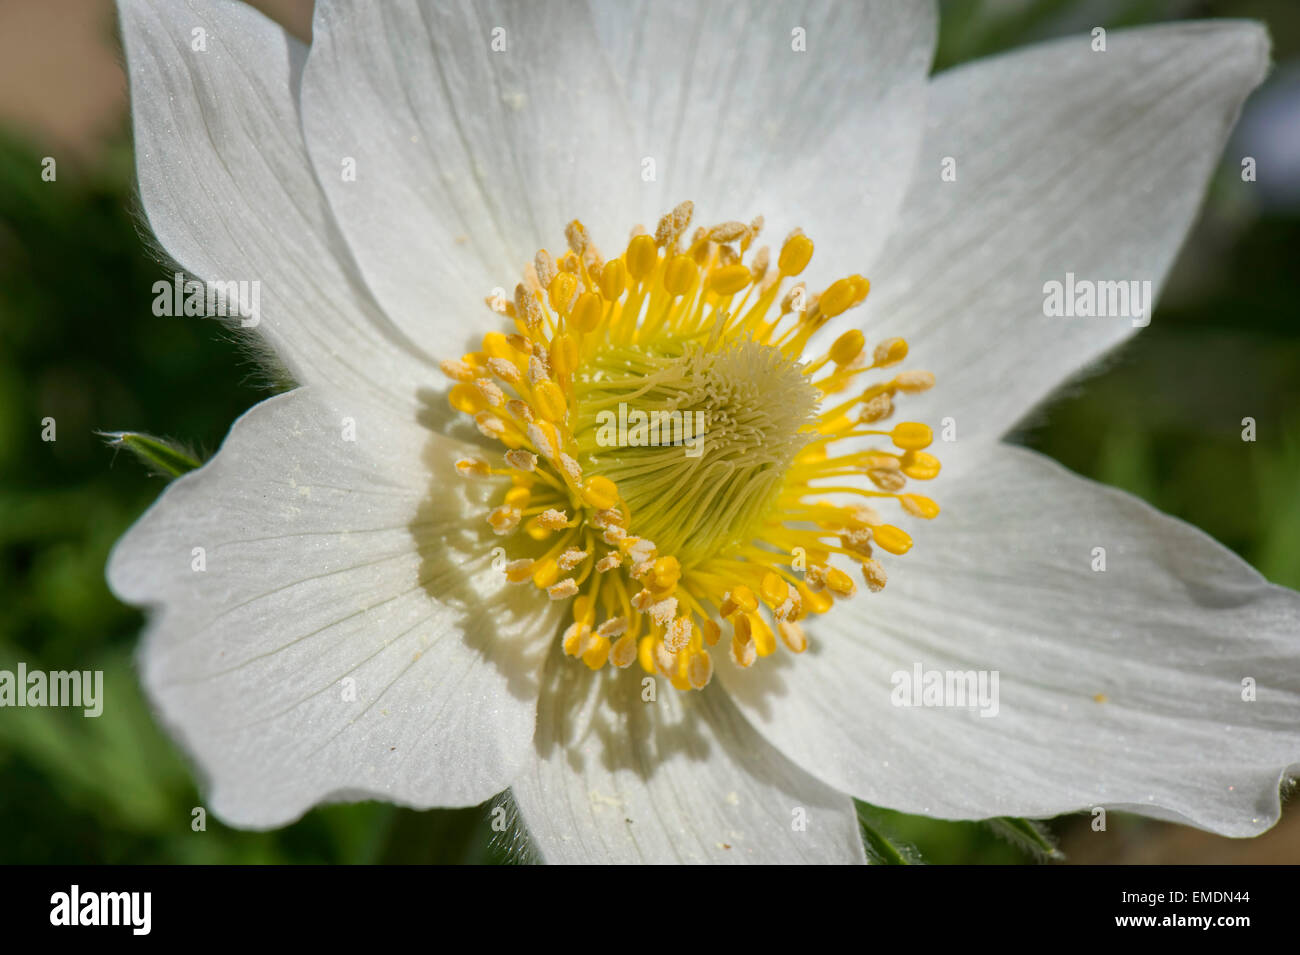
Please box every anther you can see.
[537,508,569,530]
[505,449,537,471]
[610,632,638,668]
[873,338,908,367]
[474,377,506,407]
[687,651,713,689]
[526,423,555,458]
[475,414,506,441]
[558,548,588,571]
[778,230,814,276]
[778,620,808,653]
[829,329,865,366]
[455,458,491,479]
[664,617,691,652]
[534,249,557,290]
[708,221,748,243]
[565,220,590,255]
[440,358,475,382]
[488,506,521,535]
[894,370,935,393]
[514,283,543,328]
[861,558,887,592]
[548,579,579,600]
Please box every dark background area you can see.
[0,0,1295,863]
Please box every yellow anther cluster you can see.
[444,202,939,690]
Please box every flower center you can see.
[571,335,817,566]
[443,202,940,691]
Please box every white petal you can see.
[300,0,639,356]
[858,21,1268,466]
[722,446,1300,836]
[511,645,864,863]
[118,0,434,410]
[591,0,937,280]
[721,445,1300,837]
[109,388,559,827]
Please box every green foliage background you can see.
[0,0,1296,863]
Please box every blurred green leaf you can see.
[856,802,921,864]
[100,431,201,479]
[986,817,1065,862]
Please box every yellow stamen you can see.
[446,203,939,689]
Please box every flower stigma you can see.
[443,201,940,691]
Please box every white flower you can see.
[109,0,1299,863]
